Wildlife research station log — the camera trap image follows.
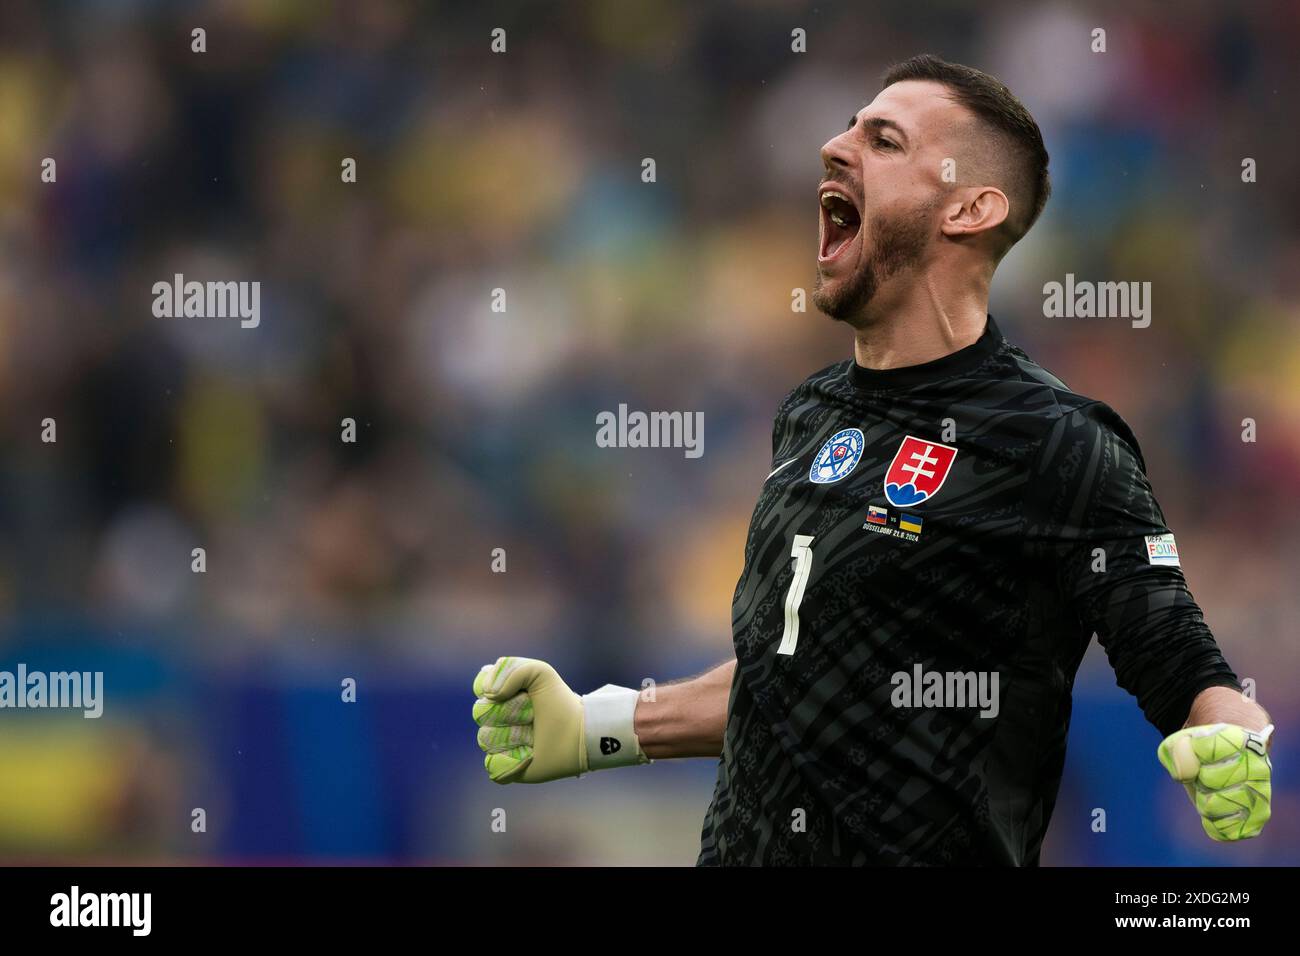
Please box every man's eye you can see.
[874,137,897,150]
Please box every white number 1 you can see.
[777,534,815,656]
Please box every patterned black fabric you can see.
[697,316,1239,866]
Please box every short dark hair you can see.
[883,54,1051,247]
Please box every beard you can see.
[812,201,935,326]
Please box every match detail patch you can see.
[1145,533,1180,567]
[862,504,923,543]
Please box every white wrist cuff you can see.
[582,684,651,771]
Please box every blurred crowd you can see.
[0,0,1296,864]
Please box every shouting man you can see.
[471,55,1273,866]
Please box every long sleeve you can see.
[1025,400,1239,736]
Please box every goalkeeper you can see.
[473,55,1275,864]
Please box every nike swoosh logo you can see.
[765,457,800,481]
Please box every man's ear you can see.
[939,186,1009,239]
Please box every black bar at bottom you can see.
[0,865,1287,941]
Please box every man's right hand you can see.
[472,656,648,784]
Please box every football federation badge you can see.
[884,436,957,507]
[810,427,865,484]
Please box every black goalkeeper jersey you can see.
[697,316,1239,866]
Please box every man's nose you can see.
[820,132,854,174]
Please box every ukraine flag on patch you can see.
[899,514,923,533]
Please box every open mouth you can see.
[819,186,862,263]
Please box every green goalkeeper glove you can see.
[472,656,651,784]
[1158,722,1273,842]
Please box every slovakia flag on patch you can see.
[884,436,958,508]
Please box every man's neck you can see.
[852,279,989,371]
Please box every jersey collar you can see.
[847,314,1004,391]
